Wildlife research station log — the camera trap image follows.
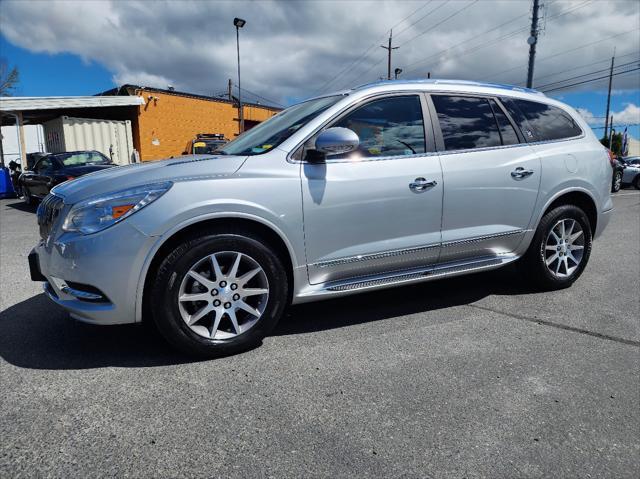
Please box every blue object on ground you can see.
[0,167,17,198]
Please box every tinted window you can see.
[332,96,425,158]
[34,158,52,172]
[510,99,582,141]
[489,99,519,145]
[501,99,535,140]
[432,96,501,151]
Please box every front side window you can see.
[432,95,502,151]
[331,95,426,158]
[34,158,52,172]
[506,99,582,141]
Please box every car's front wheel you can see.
[520,204,593,290]
[150,230,288,358]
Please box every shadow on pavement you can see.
[0,267,536,370]
[3,199,37,213]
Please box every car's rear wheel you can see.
[520,204,592,290]
[150,230,288,358]
[612,171,622,192]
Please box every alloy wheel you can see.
[178,251,269,340]
[544,218,585,278]
[614,172,622,191]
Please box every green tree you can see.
[600,131,623,155]
[0,59,20,97]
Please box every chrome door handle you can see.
[511,167,534,179]
[409,177,437,192]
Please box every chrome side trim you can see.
[311,230,523,269]
[61,286,105,301]
[441,229,524,248]
[312,243,440,268]
[296,254,518,301]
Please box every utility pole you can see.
[608,116,614,150]
[227,78,233,101]
[526,0,540,88]
[604,51,615,141]
[381,30,399,80]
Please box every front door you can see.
[428,94,541,263]
[301,94,443,285]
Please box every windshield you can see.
[219,95,343,156]
[59,151,111,167]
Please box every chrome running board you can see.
[295,255,517,302]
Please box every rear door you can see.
[301,93,443,284]
[28,157,56,198]
[428,94,541,263]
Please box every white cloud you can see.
[1,0,639,105]
[578,103,640,126]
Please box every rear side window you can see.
[489,99,519,145]
[332,95,426,158]
[431,95,502,151]
[506,99,582,142]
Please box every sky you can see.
[1,0,639,139]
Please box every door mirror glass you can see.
[314,127,360,156]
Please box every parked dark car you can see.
[607,149,625,192]
[18,150,116,204]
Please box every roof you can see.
[0,95,145,112]
[100,84,283,111]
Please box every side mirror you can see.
[314,127,359,156]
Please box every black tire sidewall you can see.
[612,171,622,192]
[526,205,593,289]
[151,233,288,357]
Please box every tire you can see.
[519,204,593,290]
[612,171,622,192]
[23,187,33,205]
[634,175,640,190]
[150,230,288,358]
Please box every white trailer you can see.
[43,116,135,165]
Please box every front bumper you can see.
[31,221,157,325]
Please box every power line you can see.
[518,50,639,84]
[484,27,640,82]
[315,1,435,94]
[233,84,285,108]
[401,10,530,74]
[535,59,640,90]
[403,0,592,78]
[393,0,450,39]
[397,0,479,48]
[540,66,640,93]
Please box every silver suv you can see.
[30,80,613,357]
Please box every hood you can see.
[52,154,247,204]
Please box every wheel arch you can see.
[539,189,598,236]
[136,214,299,323]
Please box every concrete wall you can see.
[132,90,279,161]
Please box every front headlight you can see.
[62,182,172,235]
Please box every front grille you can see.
[37,194,65,239]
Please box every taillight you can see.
[606,149,616,168]
[66,176,76,181]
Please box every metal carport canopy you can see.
[0,95,145,165]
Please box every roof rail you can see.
[353,78,545,96]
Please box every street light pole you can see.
[233,17,246,135]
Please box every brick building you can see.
[102,85,281,161]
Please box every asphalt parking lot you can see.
[1,190,639,478]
